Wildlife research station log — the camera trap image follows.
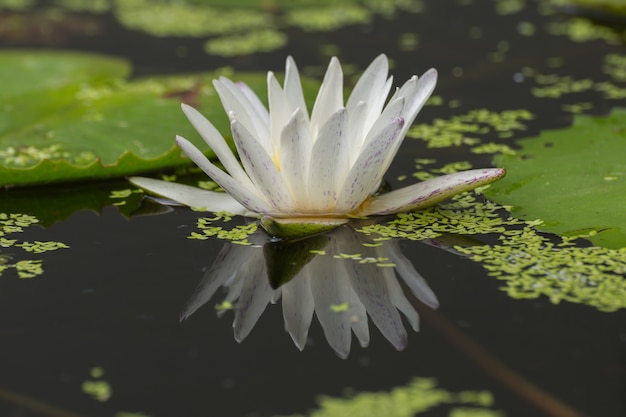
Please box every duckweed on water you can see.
[0,213,68,278]
[407,109,533,148]
[276,377,501,417]
[204,29,287,57]
[358,192,626,312]
[188,212,257,245]
[285,5,370,31]
[547,17,625,44]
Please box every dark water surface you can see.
[0,1,624,417]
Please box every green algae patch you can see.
[0,213,68,278]
[204,29,287,57]
[82,367,112,402]
[358,191,626,312]
[550,0,626,16]
[274,377,502,417]
[485,110,626,249]
[407,109,533,148]
[456,227,626,312]
[188,212,258,245]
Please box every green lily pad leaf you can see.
[485,109,626,248]
[0,50,275,187]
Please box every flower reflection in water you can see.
[181,224,440,358]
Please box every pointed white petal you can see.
[233,268,276,343]
[231,120,294,212]
[280,109,313,205]
[378,70,437,179]
[310,256,352,359]
[346,54,388,111]
[337,117,404,212]
[362,96,404,148]
[346,101,367,165]
[284,56,309,121]
[363,76,394,134]
[347,257,408,351]
[129,177,248,215]
[383,269,419,331]
[348,289,370,348]
[360,168,507,216]
[386,240,440,309]
[310,57,343,140]
[399,68,438,131]
[180,243,254,320]
[268,71,294,157]
[176,135,272,213]
[307,108,349,211]
[282,271,315,351]
[180,104,256,190]
[213,78,269,145]
[236,81,270,126]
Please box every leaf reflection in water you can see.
[180,225,440,359]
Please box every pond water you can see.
[0,1,624,417]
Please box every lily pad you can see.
[485,109,626,248]
[0,50,274,187]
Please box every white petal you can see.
[268,71,294,157]
[310,57,343,140]
[179,243,253,320]
[363,76,394,134]
[213,77,269,145]
[383,269,419,331]
[176,135,272,213]
[336,117,404,212]
[236,81,270,126]
[310,256,352,359]
[280,109,313,205]
[386,240,440,309]
[129,176,248,215]
[348,289,370,348]
[284,56,309,121]
[346,54,388,114]
[282,271,315,351]
[359,168,507,216]
[233,270,276,343]
[362,96,404,148]
[307,108,349,211]
[180,104,256,190]
[399,68,438,131]
[347,256,407,351]
[231,120,294,212]
[346,101,368,165]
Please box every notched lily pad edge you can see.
[0,145,215,188]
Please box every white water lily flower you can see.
[130,55,505,238]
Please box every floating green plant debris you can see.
[188,212,258,245]
[82,367,111,402]
[0,213,68,278]
[358,191,626,311]
[550,0,626,16]
[357,193,524,241]
[204,29,287,57]
[546,17,625,44]
[494,0,526,15]
[275,377,502,417]
[485,109,626,249]
[456,227,626,312]
[285,5,370,31]
[115,1,270,37]
[407,109,533,148]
